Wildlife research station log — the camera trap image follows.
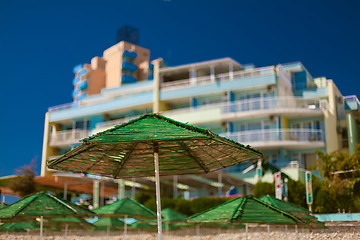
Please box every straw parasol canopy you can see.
[48,114,261,178]
[92,217,124,231]
[161,208,188,223]
[93,198,155,236]
[258,195,324,228]
[0,221,40,232]
[48,114,263,240]
[46,216,95,230]
[0,191,95,220]
[93,198,155,218]
[0,191,95,240]
[188,195,305,225]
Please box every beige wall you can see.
[88,70,106,96]
[104,44,123,89]
[324,80,341,153]
[103,41,150,89]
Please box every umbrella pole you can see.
[295,224,298,240]
[267,224,270,240]
[153,144,163,240]
[245,223,248,240]
[40,215,43,240]
[124,215,128,238]
[285,225,288,240]
[64,223,68,239]
[196,224,200,240]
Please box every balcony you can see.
[221,128,325,150]
[49,129,89,147]
[160,66,274,91]
[344,95,360,111]
[221,97,325,120]
[163,97,325,124]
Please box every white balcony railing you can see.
[221,128,324,144]
[221,97,323,114]
[48,102,75,112]
[95,116,139,129]
[161,66,275,90]
[163,96,323,117]
[49,129,89,146]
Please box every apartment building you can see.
[41,40,360,187]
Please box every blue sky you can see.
[0,0,359,177]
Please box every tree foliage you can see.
[253,182,274,198]
[314,144,360,213]
[8,159,37,197]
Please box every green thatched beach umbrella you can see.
[188,196,305,239]
[48,114,262,240]
[0,191,95,239]
[0,221,39,232]
[93,217,124,231]
[161,208,188,233]
[93,198,155,236]
[188,195,304,224]
[259,195,324,228]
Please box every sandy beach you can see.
[1,225,360,240]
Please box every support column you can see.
[131,178,136,200]
[41,113,50,177]
[218,171,222,197]
[152,58,163,113]
[229,62,234,80]
[100,181,105,206]
[190,68,196,85]
[93,180,99,208]
[173,175,178,199]
[210,66,215,82]
[118,179,125,200]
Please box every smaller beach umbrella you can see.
[93,197,156,237]
[161,208,188,233]
[188,196,305,239]
[129,221,156,232]
[258,195,325,228]
[93,217,124,235]
[0,191,95,239]
[0,221,38,232]
[46,216,95,237]
[188,195,304,224]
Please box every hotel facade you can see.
[41,40,360,186]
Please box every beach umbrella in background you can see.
[161,208,188,233]
[45,216,95,238]
[188,195,305,239]
[0,191,95,240]
[0,221,39,232]
[129,221,156,232]
[92,217,124,233]
[258,195,325,228]
[93,197,155,237]
[48,114,263,240]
